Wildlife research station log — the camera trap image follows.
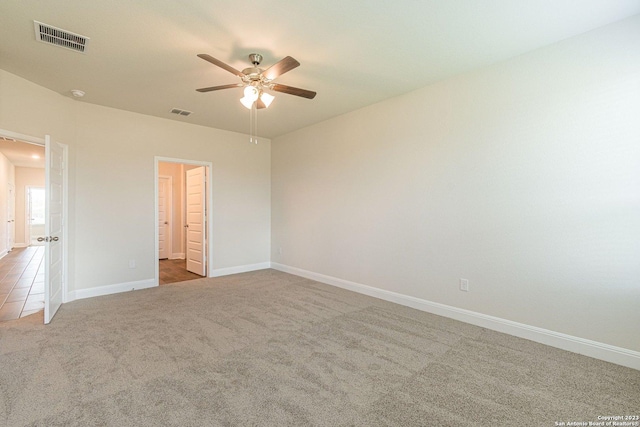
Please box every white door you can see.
[158,176,171,259]
[44,135,65,324]
[186,167,206,276]
[27,187,46,246]
[7,183,15,251]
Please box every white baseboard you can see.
[170,253,185,260]
[270,262,640,371]
[68,278,157,301]
[0,249,7,260]
[65,261,271,302]
[211,262,271,278]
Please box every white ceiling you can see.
[0,139,45,168]
[1,1,639,138]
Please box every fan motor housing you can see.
[242,67,263,79]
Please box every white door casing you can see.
[186,166,206,276]
[44,135,65,324]
[7,183,15,251]
[158,176,172,259]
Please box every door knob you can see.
[164,221,169,225]
[184,224,189,228]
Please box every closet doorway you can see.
[155,158,213,285]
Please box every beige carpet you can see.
[1,269,638,426]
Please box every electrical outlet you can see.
[129,260,136,269]
[460,278,469,292]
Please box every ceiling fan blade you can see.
[197,54,245,77]
[263,56,300,80]
[272,84,317,99]
[196,83,242,93]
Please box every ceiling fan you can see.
[196,53,316,109]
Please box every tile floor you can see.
[0,252,200,321]
[0,246,45,321]
[159,258,203,285]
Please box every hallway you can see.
[0,246,45,321]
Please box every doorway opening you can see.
[0,137,46,321]
[0,129,67,324]
[155,158,213,286]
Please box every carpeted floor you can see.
[0,269,638,426]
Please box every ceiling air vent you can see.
[34,21,89,53]
[170,108,193,117]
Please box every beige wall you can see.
[0,69,271,293]
[271,16,640,352]
[15,167,45,246]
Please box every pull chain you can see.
[249,102,258,144]
[249,103,253,144]
[254,101,258,144]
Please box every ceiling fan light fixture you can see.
[260,92,274,108]
[240,96,255,109]
[196,53,316,140]
[240,85,260,109]
[243,86,259,101]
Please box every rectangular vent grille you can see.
[34,21,89,53]
[170,108,193,117]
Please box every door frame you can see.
[7,182,15,251]
[154,156,213,285]
[0,128,69,317]
[157,175,173,260]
